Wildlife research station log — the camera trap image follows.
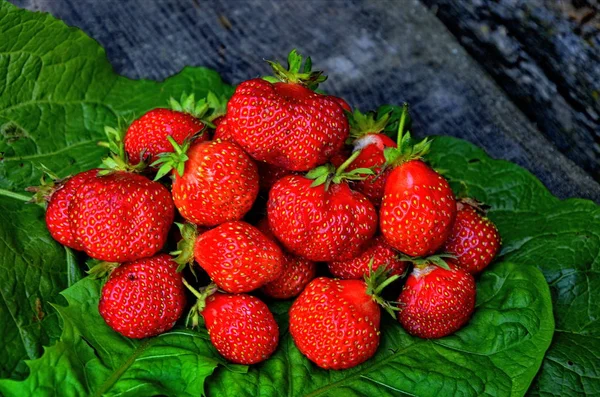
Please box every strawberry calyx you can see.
[266,49,327,90]
[98,126,148,175]
[364,258,402,318]
[151,136,192,180]
[170,222,198,272]
[398,253,457,272]
[306,150,375,190]
[182,280,219,329]
[169,91,227,128]
[87,259,119,280]
[348,109,392,142]
[458,197,490,214]
[383,103,431,168]
[25,164,64,205]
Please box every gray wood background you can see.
[10,0,600,203]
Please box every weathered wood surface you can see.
[10,0,600,202]
[423,0,600,179]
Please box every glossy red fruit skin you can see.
[99,254,186,339]
[69,171,174,262]
[328,235,407,280]
[172,140,259,226]
[380,160,456,257]
[289,277,381,370]
[443,203,501,274]
[227,79,349,171]
[45,169,100,250]
[125,108,206,165]
[213,117,234,142]
[257,162,298,192]
[348,133,397,206]
[268,175,377,262]
[398,263,476,339]
[194,221,283,293]
[202,293,279,364]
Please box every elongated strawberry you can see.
[267,152,377,262]
[186,283,279,365]
[28,168,100,250]
[99,254,186,339]
[289,268,399,370]
[227,50,349,171]
[154,138,259,226]
[193,221,283,293]
[443,200,501,274]
[380,105,456,256]
[398,259,476,338]
[328,235,407,280]
[343,110,396,206]
[68,171,174,262]
[256,218,316,299]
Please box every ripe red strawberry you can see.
[289,277,382,369]
[201,292,279,364]
[256,218,316,299]
[398,260,476,338]
[99,254,186,339]
[194,221,283,293]
[125,108,206,165]
[227,50,349,171]
[379,105,456,256]
[212,116,234,142]
[328,235,407,280]
[267,159,377,261]
[443,201,501,274]
[39,168,100,250]
[343,110,396,206]
[155,139,259,226]
[68,171,174,262]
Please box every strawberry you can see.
[154,139,259,226]
[443,200,501,274]
[328,235,407,280]
[257,162,298,192]
[193,287,279,364]
[267,153,377,262]
[397,259,476,338]
[227,50,349,171]
[193,221,283,293]
[99,253,186,339]
[256,218,316,299]
[68,171,174,262]
[30,168,100,250]
[380,105,456,257]
[212,116,234,142]
[289,269,399,370]
[344,110,396,206]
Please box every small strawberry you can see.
[124,93,216,165]
[99,253,186,339]
[344,110,396,206]
[267,152,377,262]
[227,50,349,171]
[397,258,476,338]
[193,221,283,293]
[27,167,100,250]
[68,171,174,262]
[380,105,456,257]
[153,138,259,227]
[443,200,501,274]
[256,218,316,299]
[186,283,279,365]
[212,116,234,142]
[289,268,399,370]
[328,235,407,280]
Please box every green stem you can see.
[182,278,204,300]
[336,150,361,176]
[396,104,408,147]
[374,274,401,295]
[0,189,33,202]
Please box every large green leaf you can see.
[0,277,241,397]
[0,0,232,380]
[207,261,554,397]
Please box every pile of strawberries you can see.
[35,50,501,370]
